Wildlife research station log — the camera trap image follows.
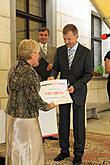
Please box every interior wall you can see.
[0,0,11,110]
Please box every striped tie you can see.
[42,44,47,55]
[68,48,75,69]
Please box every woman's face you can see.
[32,51,40,67]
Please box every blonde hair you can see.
[18,39,40,60]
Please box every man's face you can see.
[63,31,78,48]
[38,30,49,44]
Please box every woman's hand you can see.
[47,102,56,110]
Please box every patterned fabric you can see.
[44,131,110,164]
[42,44,47,55]
[6,60,48,118]
[68,48,75,69]
[0,143,5,158]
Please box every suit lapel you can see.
[63,46,69,69]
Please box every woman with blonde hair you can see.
[5,39,56,165]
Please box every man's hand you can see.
[48,76,54,80]
[47,63,53,71]
[68,85,75,93]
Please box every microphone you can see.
[101,33,110,40]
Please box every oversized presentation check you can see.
[39,79,73,104]
[39,79,73,137]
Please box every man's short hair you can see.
[63,24,78,36]
[38,27,49,34]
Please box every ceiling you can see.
[90,0,110,28]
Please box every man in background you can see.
[34,27,56,80]
[34,27,58,141]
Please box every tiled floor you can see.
[87,109,110,135]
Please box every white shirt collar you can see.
[68,42,78,51]
[39,42,47,48]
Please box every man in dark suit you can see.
[48,24,93,165]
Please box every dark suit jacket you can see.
[40,44,56,64]
[50,43,93,105]
[34,44,56,80]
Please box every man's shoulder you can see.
[47,44,56,53]
[57,45,66,50]
[78,43,91,52]
[48,44,56,49]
